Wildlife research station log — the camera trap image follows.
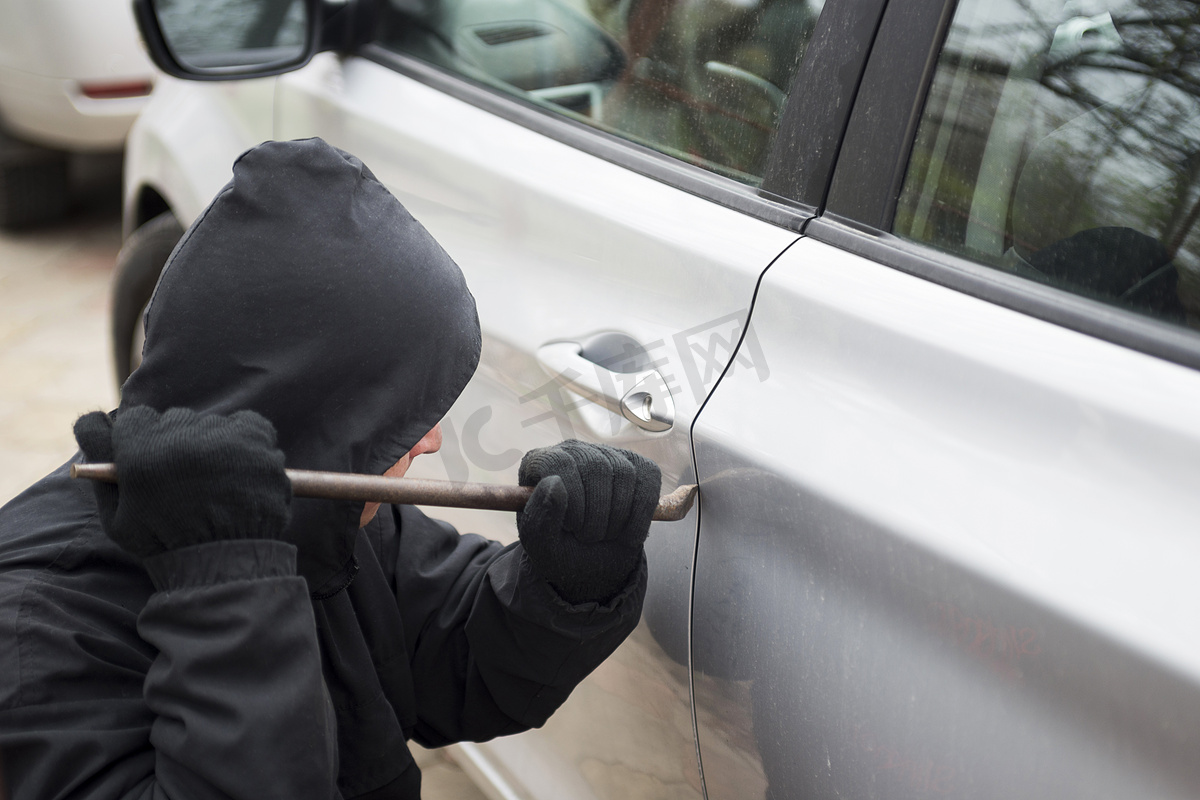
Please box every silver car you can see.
[115,0,1200,797]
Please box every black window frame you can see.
[815,0,1200,371]
[357,0,889,232]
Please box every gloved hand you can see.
[517,440,661,605]
[73,406,292,558]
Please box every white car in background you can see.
[0,0,154,227]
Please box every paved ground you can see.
[0,157,121,503]
[0,159,488,800]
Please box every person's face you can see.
[358,423,443,527]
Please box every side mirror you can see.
[133,0,377,80]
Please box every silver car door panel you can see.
[691,237,1200,799]
[275,51,803,800]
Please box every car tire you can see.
[112,211,183,387]
[0,134,69,229]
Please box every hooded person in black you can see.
[0,138,658,799]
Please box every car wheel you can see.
[0,133,69,229]
[111,211,183,387]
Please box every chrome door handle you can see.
[536,341,675,432]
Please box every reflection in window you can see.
[380,0,824,182]
[895,0,1200,329]
[155,0,306,68]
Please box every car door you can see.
[691,0,1200,797]
[269,0,876,797]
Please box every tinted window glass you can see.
[895,0,1200,329]
[379,0,825,183]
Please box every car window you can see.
[378,0,825,183]
[894,0,1200,330]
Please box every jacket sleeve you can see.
[389,505,647,748]
[134,539,338,799]
[2,528,338,800]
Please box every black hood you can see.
[121,138,482,593]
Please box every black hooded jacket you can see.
[0,139,646,799]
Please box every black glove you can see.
[73,407,292,558]
[517,440,660,605]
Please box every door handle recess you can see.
[536,341,675,432]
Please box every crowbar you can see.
[70,462,699,522]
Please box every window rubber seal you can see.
[760,0,890,209]
[822,0,956,228]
